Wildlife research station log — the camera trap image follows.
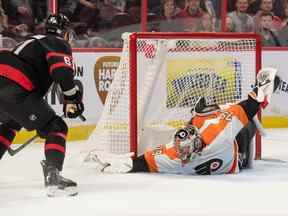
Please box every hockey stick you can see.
[7,134,39,156]
[7,114,86,156]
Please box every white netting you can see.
[85,33,258,157]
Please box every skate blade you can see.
[46,186,78,197]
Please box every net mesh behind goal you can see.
[86,32,261,158]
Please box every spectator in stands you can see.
[209,0,221,18]
[176,0,186,9]
[201,0,217,29]
[111,12,132,28]
[228,0,258,14]
[201,0,216,18]
[0,1,8,34]
[247,0,261,15]
[99,0,126,27]
[176,0,205,31]
[147,12,161,31]
[228,0,237,12]
[34,21,45,35]
[161,0,178,20]
[58,0,77,20]
[107,0,126,12]
[72,0,100,31]
[196,12,214,31]
[8,23,31,41]
[153,0,183,31]
[88,36,109,47]
[127,5,141,24]
[273,0,286,18]
[6,0,34,29]
[281,1,288,27]
[151,0,180,32]
[71,22,89,48]
[0,1,16,48]
[125,0,140,9]
[228,0,255,32]
[278,1,288,45]
[225,15,236,32]
[79,0,97,10]
[32,1,47,23]
[258,12,282,46]
[2,1,47,42]
[1,36,17,48]
[148,0,162,14]
[125,0,141,24]
[254,0,282,32]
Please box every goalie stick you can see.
[7,114,86,156]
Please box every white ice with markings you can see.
[1,129,288,216]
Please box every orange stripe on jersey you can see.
[190,113,218,128]
[201,118,229,145]
[49,62,73,75]
[144,144,178,172]
[227,104,249,126]
[199,104,249,146]
[162,145,178,160]
[46,52,71,60]
[227,141,239,174]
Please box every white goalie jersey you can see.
[143,103,249,175]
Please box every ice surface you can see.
[1,129,288,216]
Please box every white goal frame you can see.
[128,32,262,159]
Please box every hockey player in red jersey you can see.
[0,14,84,196]
[88,67,280,175]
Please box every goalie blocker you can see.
[86,67,280,175]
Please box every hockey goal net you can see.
[86,32,262,159]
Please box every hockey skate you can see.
[41,160,78,197]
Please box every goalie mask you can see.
[174,125,203,161]
[45,13,74,43]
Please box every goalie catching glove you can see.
[63,86,84,118]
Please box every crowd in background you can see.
[0,0,287,48]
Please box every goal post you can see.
[86,32,262,160]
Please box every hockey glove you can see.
[63,86,84,119]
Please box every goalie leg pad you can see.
[236,121,257,169]
[129,155,150,173]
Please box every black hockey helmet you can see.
[45,13,73,41]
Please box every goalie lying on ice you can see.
[86,67,280,175]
